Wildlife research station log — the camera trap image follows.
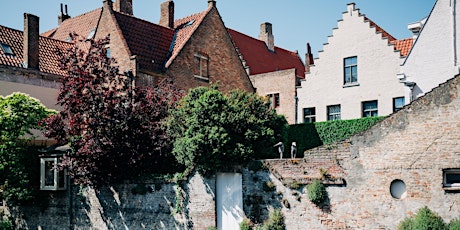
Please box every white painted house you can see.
[297,3,413,123]
[399,0,460,102]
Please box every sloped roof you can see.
[165,9,210,67]
[113,12,174,72]
[0,25,72,76]
[228,28,305,78]
[391,38,414,57]
[45,8,103,41]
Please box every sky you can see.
[1,0,436,62]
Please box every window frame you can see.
[327,104,341,121]
[303,107,316,123]
[40,156,67,191]
[194,53,209,82]
[393,97,405,112]
[362,100,378,117]
[0,43,14,56]
[268,93,280,109]
[443,169,460,191]
[343,56,358,86]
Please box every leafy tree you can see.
[263,209,286,230]
[0,93,54,204]
[166,86,287,173]
[41,35,182,186]
[398,206,446,230]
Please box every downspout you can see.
[453,0,458,66]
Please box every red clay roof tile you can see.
[46,8,102,41]
[228,28,305,78]
[391,38,413,57]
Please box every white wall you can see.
[297,3,405,122]
[401,0,460,102]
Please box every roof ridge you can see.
[113,10,174,31]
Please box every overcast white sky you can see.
[1,0,436,62]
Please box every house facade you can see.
[296,3,413,123]
[399,0,460,103]
[229,24,305,124]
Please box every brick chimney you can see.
[208,0,216,7]
[58,4,71,25]
[114,0,133,15]
[259,22,274,52]
[159,1,174,29]
[23,13,39,70]
[305,43,314,73]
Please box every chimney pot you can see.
[58,4,71,25]
[208,0,216,7]
[259,22,275,52]
[159,1,174,29]
[114,0,133,15]
[24,13,40,70]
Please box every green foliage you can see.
[397,206,446,230]
[288,180,300,190]
[263,209,286,230]
[448,218,460,230]
[0,218,13,230]
[0,93,54,204]
[166,86,287,173]
[307,179,327,205]
[262,181,275,192]
[287,116,386,155]
[240,218,254,230]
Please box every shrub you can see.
[262,181,276,192]
[289,180,301,190]
[448,218,460,230]
[307,179,326,205]
[0,218,13,230]
[240,218,253,230]
[263,209,285,230]
[397,206,446,230]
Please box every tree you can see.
[0,93,54,204]
[166,85,287,173]
[42,35,182,186]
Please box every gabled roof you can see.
[113,12,174,72]
[165,9,211,67]
[0,25,72,76]
[44,8,103,41]
[227,28,305,78]
[391,38,414,57]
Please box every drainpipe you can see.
[453,0,458,66]
[404,81,416,102]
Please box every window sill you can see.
[194,75,209,83]
[443,186,460,192]
[343,82,360,88]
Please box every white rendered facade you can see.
[400,0,460,102]
[297,3,406,123]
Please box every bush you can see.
[307,179,326,205]
[397,206,446,230]
[263,209,285,230]
[240,218,254,230]
[448,218,460,230]
[0,218,13,230]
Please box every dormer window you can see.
[1,43,14,56]
[87,29,96,39]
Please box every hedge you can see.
[286,116,386,157]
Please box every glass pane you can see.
[44,161,55,186]
[446,173,460,184]
[351,66,358,82]
[58,169,66,189]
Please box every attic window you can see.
[194,53,209,82]
[185,20,195,27]
[87,29,96,39]
[65,37,72,42]
[443,169,460,191]
[1,43,14,56]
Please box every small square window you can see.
[362,100,378,117]
[303,107,316,123]
[327,104,341,121]
[443,169,460,191]
[40,156,67,191]
[393,97,405,112]
[268,93,280,108]
[194,53,209,82]
[1,43,14,56]
[344,56,358,85]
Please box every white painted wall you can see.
[297,3,406,122]
[216,173,243,230]
[400,0,460,102]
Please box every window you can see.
[87,28,96,39]
[327,104,341,121]
[303,107,316,123]
[40,156,67,191]
[268,93,280,108]
[194,53,209,81]
[362,100,378,117]
[0,43,14,56]
[443,169,460,190]
[344,56,358,85]
[106,47,111,58]
[393,97,405,112]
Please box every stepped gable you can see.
[0,25,72,76]
[228,28,305,78]
[113,12,174,72]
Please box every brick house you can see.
[42,0,254,94]
[228,24,305,124]
[296,3,414,123]
[399,0,460,103]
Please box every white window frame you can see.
[268,93,280,109]
[362,100,378,117]
[303,107,316,123]
[443,169,460,191]
[40,157,67,191]
[194,53,209,81]
[327,104,341,121]
[344,56,358,85]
